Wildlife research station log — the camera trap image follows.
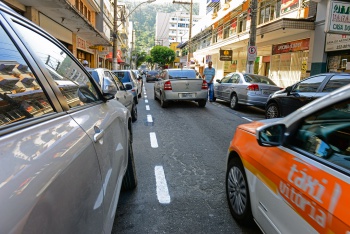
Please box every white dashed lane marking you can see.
[155,166,171,204]
[150,132,158,148]
[147,115,153,123]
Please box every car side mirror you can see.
[256,123,286,147]
[102,77,117,95]
[286,86,293,95]
[216,79,221,83]
[125,84,133,90]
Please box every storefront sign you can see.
[326,1,350,35]
[281,0,299,15]
[325,33,350,51]
[272,38,310,55]
[220,50,232,61]
[77,36,94,53]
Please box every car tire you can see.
[131,103,137,122]
[134,96,138,105]
[121,132,137,191]
[265,102,280,119]
[198,100,206,108]
[226,157,253,226]
[160,93,168,108]
[230,94,239,110]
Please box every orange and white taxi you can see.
[226,84,350,233]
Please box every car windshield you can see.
[114,71,130,83]
[169,70,196,79]
[88,71,100,84]
[148,71,158,75]
[244,74,276,85]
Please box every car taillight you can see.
[164,81,172,90]
[247,84,259,91]
[202,80,208,89]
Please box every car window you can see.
[111,73,125,90]
[244,74,276,85]
[0,24,55,127]
[13,23,100,109]
[89,71,100,84]
[221,73,233,83]
[231,74,240,83]
[293,75,326,93]
[114,71,130,83]
[292,99,350,171]
[322,75,350,93]
[168,70,196,79]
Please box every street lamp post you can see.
[112,0,156,70]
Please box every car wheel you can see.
[131,103,137,122]
[134,96,138,105]
[266,102,280,119]
[121,132,137,191]
[226,157,253,226]
[198,100,206,108]
[230,94,239,110]
[160,93,168,108]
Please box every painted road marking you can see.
[147,114,153,123]
[145,99,149,103]
[242,117,252,122]
[146,105,150,110]
[150,132,158,148]
[155,166,171,204]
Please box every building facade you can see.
[186,0,325,88]
[155,11,202,47]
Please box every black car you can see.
[265,73,350,118]
[146,70,159,82]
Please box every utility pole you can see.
[113,0,118,70]
[246,0,257,74]
[173,0,193,67]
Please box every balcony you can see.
[207,0,220,7]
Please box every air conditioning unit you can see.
[223,3,230,10]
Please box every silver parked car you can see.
[154,68,208,107]
[87,68,138,122]
[112,70,141,101]
[0,2,137,233]
[214,72,281,109]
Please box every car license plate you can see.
[181,93,194,98]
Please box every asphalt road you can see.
[113,80,264,234]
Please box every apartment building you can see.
[155,11,202,47]
[183,0,350,88]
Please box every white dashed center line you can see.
[147,114,153,123]
[145,99,149,103]
[146,105,150,110]
[150,132,158,148]
[155,166,171,204]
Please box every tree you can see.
[145,55,155,70]
[150,46,176,68]
[131,50,147,69]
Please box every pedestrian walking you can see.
[82,60,90,68]
[202,61,215,102]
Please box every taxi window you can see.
[0,24,55,127]
[13,23,100,109]
[293,99,350,171]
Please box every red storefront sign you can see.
[272,38,310,55]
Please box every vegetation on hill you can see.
[124,1,199,53]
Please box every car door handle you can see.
[93,126,104,142]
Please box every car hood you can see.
[237,118,283,134]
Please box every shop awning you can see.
[106,52,125,63]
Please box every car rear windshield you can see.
[148,70,158,75]
[114,71,130,83]
[169,70,196,79]
[244,74,276,85]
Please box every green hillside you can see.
[124,1,199,52]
